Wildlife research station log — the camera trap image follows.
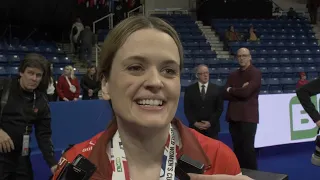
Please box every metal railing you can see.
[92,13,114,34]
[270,0,284,11]
[127,5,145,17]
[92,13,114,67]
[95,44,101,67]
[147,8,189,16]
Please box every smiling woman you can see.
[52,16,249,180]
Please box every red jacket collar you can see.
[88,118,212,178]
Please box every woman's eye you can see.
[127,65,143,72]
[162,68,178,76]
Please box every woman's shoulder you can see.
[61,131,105,162]
[58,75,65,81]
[188,129,241,175]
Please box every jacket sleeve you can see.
[93,80,101,93]
[184,87,197,125]
[74,78,81,98]
[35,100,57,168]
[210,87,224,124]
[229,70,262,99]
[56,76,65,99]
[204,142,241,176]
[80,77,89,91]
[52,149,77,180]
[208,142,241,175]
[296,78,320,123]
[224,75,241,101]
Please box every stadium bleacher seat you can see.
[97,16,318,94]
[0,38,72,77]
[211,18,319,94]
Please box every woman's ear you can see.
[101,77,110,100]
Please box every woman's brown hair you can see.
[97,15,184,81]
[97,15,184,126]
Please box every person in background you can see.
[225,25,240,42]
[224,47,262,170]
[78,26,96,66]
[46,63,57,102]
[296,72,309,89]
[296,78,320,128]
[246,26,259,42]
[80,66,101,100]
[184,64,224,139]
[53,15,252,180]
[0,53,57,179]
[272,7,282,18]
[70,17,84,56]
[307,0,320,24]
[56,65,80,101]
[287,7,298,19]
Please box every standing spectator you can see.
[307,0,320,24]
[114,0,126,25]
[70,18,84,56]
[184,64,224,139]
[272,7,282,18]
[296,72,309,89]
[78,26,96,66]
[224,47,262,170]
[46,63,57,102]
[80,66,101,100]
[57,66,80,101]
[0,53,57,179]
[287,7,298,19]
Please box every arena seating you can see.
[212,18,320,94]
[98,16,320,95]
[97,14,219,92]
[0,38,73,78]
[154,14,219,92]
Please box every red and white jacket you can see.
[53,119,241,179]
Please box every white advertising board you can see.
[255,93,320,148]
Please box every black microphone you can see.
[56,154,97,180]
[175,155,205,180]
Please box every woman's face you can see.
[64,68,71,76]
[104,28,181,128]
[89,67,96,75]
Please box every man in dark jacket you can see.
[80,66,101,100]
[224,47,261,170]
[184,64,224,139]
[296,78,320,128]
[78,26,96,66]
[0,53,57,179]
[307,0,320,24]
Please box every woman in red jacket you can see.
[296,72,309,89]
[56,65,80,101]
[53,16,251,180]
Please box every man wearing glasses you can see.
[225,48,262,170]
[184,64,224,139]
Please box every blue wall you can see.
[30,98,230,153]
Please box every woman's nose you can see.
[144,69,164,90]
